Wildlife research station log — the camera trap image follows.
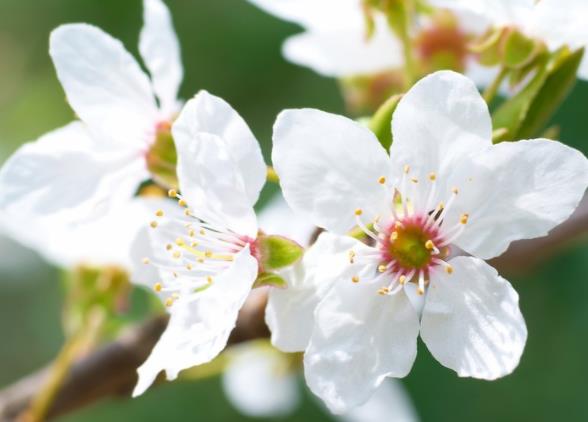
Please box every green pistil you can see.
[388,226,431,269]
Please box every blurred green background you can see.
[1,0,588,421]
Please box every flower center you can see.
[383,218,435,270]
[349,167,470,296]
[142,189,250,307]
[146,121,178,189]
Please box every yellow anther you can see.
[197,258,205,264]
[399,275,407,285]
[394,221,403,229]
[445,264,454,274]
[186,264,193,270]
[378,287,390,296]
[178,199,187,207]
[168,189,178,198]
[411,177,419,184]
[403,164,410,174]
[165,297,174,307]
[348,250,356,264]
[428,172,437,181]
[452,186,459,195]
[190,241,198,247]
[172,271,178,278]
[417,287,425,296]
[153,283,162,292]
[165,244,173,251]
[200,229,206,235]
[150,221,158,229]
[155,209,164,217]
[173,251,181,259]
[142,257,150,265]
[460,213,469,224]
[188,229,196,237]
[378,176,386,184]
[438,202,445,210]
[207,276,213,284]
[390,231,399,241]
[184,209,191,217]
[425,240,435,250]
[205,250,213,258]
[351,275,360,283]
[354,208,363,216]
[378,264,387,273]
[175,237,185,246]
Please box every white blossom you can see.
[0,0,183,227]
[271,70,588,413]
[132,91,266,396]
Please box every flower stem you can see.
[482,67,509,104]
[24,309,105,422]
[266,166,280,184]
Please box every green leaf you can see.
[517,48,583,139]
[253,272,288,289]
[502,30,540,69]
[258,235,304,271]
[368,94,403,149]
[492,47,583,142]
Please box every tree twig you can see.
[0,195,587,421]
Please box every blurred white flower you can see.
[245,0,403,77]
[271,70,588,413]
[431,0,588,79]
[0,121,167,271]
[222,343,419,421]
[132,91,267,397]
[0,0,183,226]
[245,0,503,89]
[222,343,300,418]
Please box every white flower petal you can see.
[139,0,183,116]
[421,257,527,380]
[283,18,403,77]
[0,122,146,220]
[390,71,491,205]
[1,197,159,269]
[222,344,300,418]
[133,246,258,397]
[304,281,419,414]
[340,380,419,422]
[173,91,266,206]
[50,24,158,149]
[448,139,588,260]
[531,0,588,51]
[266,232,366,352]
[245,0,361,30]
[272,109,391,234]
[174,130,258,238]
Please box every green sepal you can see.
[369,94,403,149]
[502,30,541,69]
[257,234,304,271]
[253,271,288,289]
[492,47,583,142]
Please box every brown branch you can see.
[0,291,269,422]
[0,195,587,421]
